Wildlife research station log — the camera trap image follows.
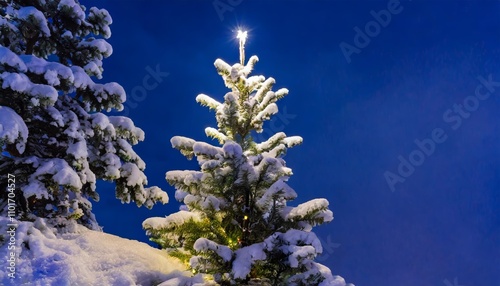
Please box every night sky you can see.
[88,1,500,285]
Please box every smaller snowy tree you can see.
[0,0,168,231]
[144,31,351,286]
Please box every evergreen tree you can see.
[0,0,168,231]
[144,31,349,286]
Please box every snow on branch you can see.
[0,106,28,154]
[67,141,88,160]
[58,0,86,20]
[214,59,235,89]
[71,66,93,89]
[166,170,208,191]
[200,159,221,172]
[101,152,121,179]
[120,162,147,187]
[214,59,231,76]
[283,199,334,231]
[109,116,145,143]
[252,103,278,129]
[88,7,112,38]
[254,156,292,186]
[196,94,221,110]
[255,132,286,152]
[256,180,297,211]
[78,39,113,57]
[17,6,51,36]
[230,64,243,83]
[143,210,201,231]
[193,141,223,158]
[21,55,74,86]
[232,243,267,279]
[143,186,169,208]
[1,72,58,106]
[185,193,222,211]
[193,238,232,262]
[259,91,277,110]
[287,245,317,268]
[287,199,332,220]
[283,136,303,148]
[281,229,323,253]
[274,88,289,100]
[23,158,83,199]
[244,55,259,76]
[171,136,196,159]
[253,133,302,158]
[288,261,347,286]
[245,75,265,91]
[116,138,145,168]
[0,46,27,72]
[204,127,227,144]
[222,141,242,158]
[254,77,275,103]
[215,55,260,90]
[103,82,126,104]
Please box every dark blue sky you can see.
[89,1,500,285]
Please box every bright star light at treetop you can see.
[237,29,248,64]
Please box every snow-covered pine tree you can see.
[144,31,350,286]
[0,0,168,231]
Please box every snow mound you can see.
[0,218,190,286]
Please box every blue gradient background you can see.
[88,1,500,285]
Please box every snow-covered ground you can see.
[0,218,191,286]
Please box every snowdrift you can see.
[0,218,189,285]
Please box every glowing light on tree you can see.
[237,29,248,65]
